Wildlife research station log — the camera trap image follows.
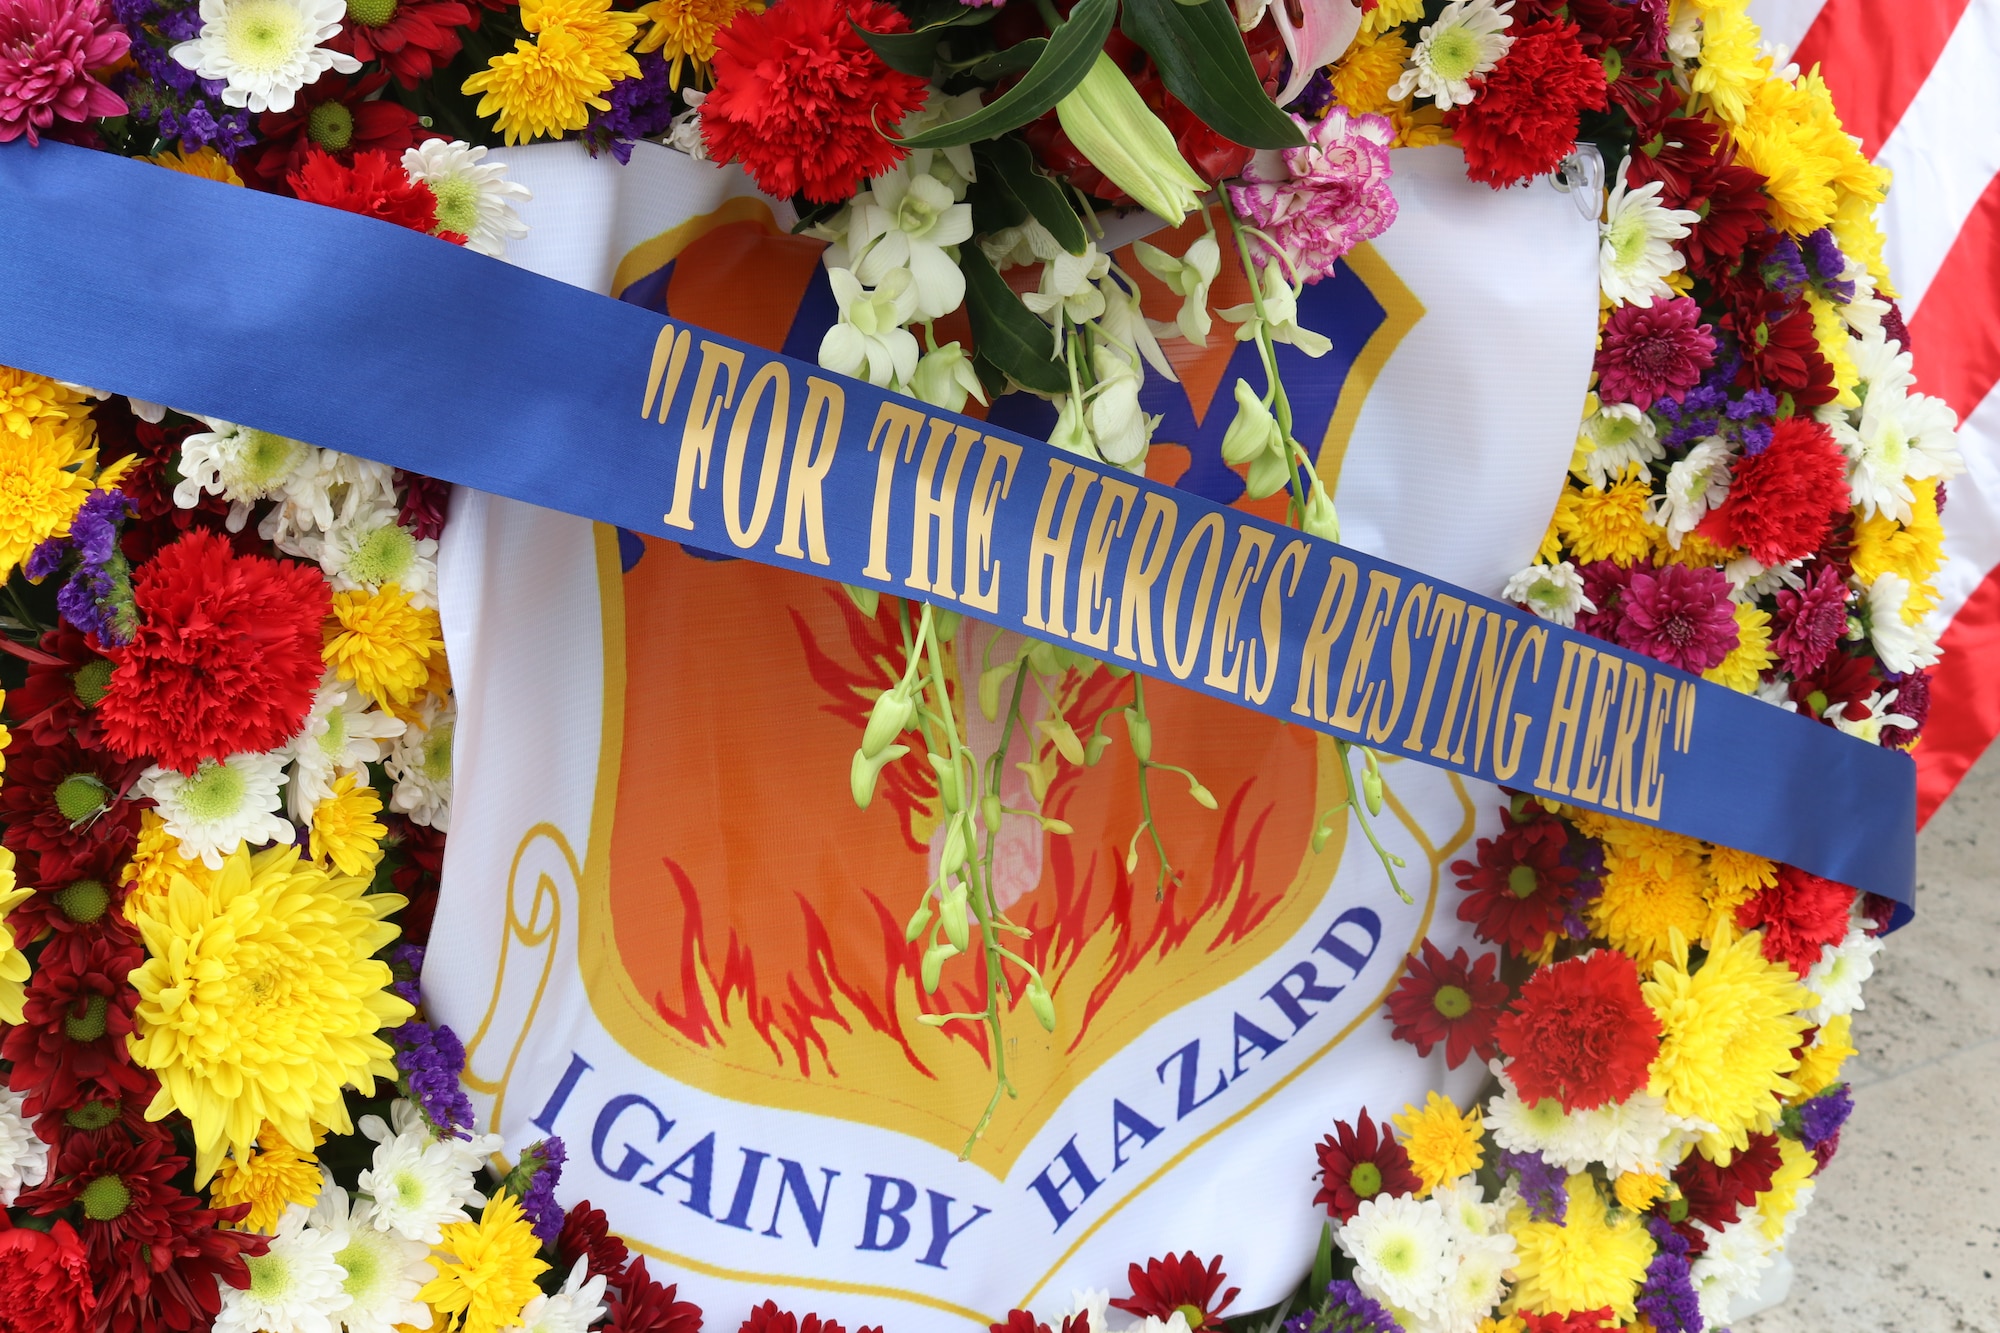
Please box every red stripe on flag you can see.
[1793,0,1973,155]
[1906,174,2000,421]
[1917,561,2000,823]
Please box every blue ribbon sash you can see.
[0,141,1917,908]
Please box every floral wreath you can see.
[0,0,1960,1329]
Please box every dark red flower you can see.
[1312,1109,1420,1221]
[5,868,131,942]
[97,528,330,773]
[1574,559,1635,642]
[4,923,148,1121]
[4,624,111,747]
[1884,668,1930,749]
[1768,563,1851,677]
[1737,865,1856,978]
[1700,417,1849,566]
[0,732,142,885]
[557,1200,630,1287]
[1789,644,1882,724]
[240,70,431,190]
[1671,1132,1782,1254]
[1452,806,1582,957]
[1444,20,1607,188]
[0,1215,94,1333]
[608,1258,706,1333]
[1724,288,1837,409]
[329,0,476,87]
[1616,563,1739,674]
[1112,1253,1239,1333]
[31,1086,163,1149]
[1383,939,1509,1069]
[1627,113,1771,278]
[1594,297,1715,410]
[395,469,452,541]
[992,1311,1091,1333]
[738,1300,877,1333]
[1495,950,1661,1112]
[20,1133,265,1333]
[291,146,450,236]
[701,0,931,204]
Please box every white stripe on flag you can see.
[1932,387,2000,624]
[1751,0,1830,55]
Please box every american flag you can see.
[1752,0,2000,822]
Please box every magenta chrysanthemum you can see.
[0,0,128,145]
[1616,563,1739,672]
[1228,108,1398,283]
[1594,297,1716,410]
[1769,563,1851,677]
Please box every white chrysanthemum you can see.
[306,1175,433,1333]
[1838,265,1888,338]
[170,0,358,114]
[284,674,407,821]
[174,419,313,532]
[137,751,294,868]
[1483,1066,1599,1171]
[386,696,454,832]
[1843,386,1961,521]
[1338,1193,1455,1322]
[318,501,439,606]
[1830,686,1919,745]
[402,140,533,258]
[1599,159,1698,307]
[1865,573,1941,674]
[1504,562,1595,628]
[356,1104,497,1244]
[1390,0,1513,111]
[1690,1212,1779,1328]
[1432,1201,1514,1333]
[850,164,976,321]
[1651,436,1733,546]
[1066,1288,1112,1333]
[215,1203,352,1333]
[1577,400,1663,488]
[521,1256,611,1333]
[1726,555,1805,600]
[1564,1090,1705,1177]
[1803,924,1884,1023]
[1848,329,1916,400]
[0,1086,49,1205]
[819,267,921,389]
[259,449,399,559]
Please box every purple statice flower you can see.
[586,51,680,165]
[1802,228,1856,303]
[1727,387,1777,455]
[389,942,426,1007]
[1617,564,1739,674]
[1760,235,1809,297]
[1560,837,1606,940]
[32,488,136,643]
[1229,108,1398,283]
[516,1136,568,1245]
[1499,1149,1568,1223]
[1637,1215,1703,1333]
[392,1018,477,1137]
[1798,1084,1854,1151]
[1282,1280,1401,1333]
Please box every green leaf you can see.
[975,137,1090,254]
[1120,0,1304,150]
[970,38,1046,80]
[961,246,1068,395]
[891,0,1119,148]
[1310,1220,1334,1296]
[849,8,994,79]
[966,170,1030,235]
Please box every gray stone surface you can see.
[1741,741,2000,1332]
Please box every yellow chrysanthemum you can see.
[1689,5,1768,126]
[1393,1092,1484,1194]
[1832,188,1894,296]
[1361,0,1422,33]
[1805,288,1861,408]
[1328,25,1410,121]
[210,1123,327,1231]
[312,773,389,878]
[1792,1011,1855,1097]
[122,808,213,922]
[126,843,413,1184]
[0,417,97,579]
[1600,820,1706,882]
[0,848,33,1025]
[1643,927,1811,1162]
[1853,484,1944,620]
[1536,485,1576,564]
[1589,860,1709,966]
[634,0,758,85]
[1703,602,1775,693]
[1476,1320,1525,1333]
[462,0,643,146]
[143,148,246,186]
[1505,1174,1654,1321]
[0,365,91,439]
[1614,1170,1667,1213]
[1654,528,1738,568]
[420,1192,550,1333]
[1559,471,1658,566]
[1704,843,1775,939]
[1398,108,1454,149]
[1756,1136,1818,1240]
[324,584,448,716]
[1729,69,1885,235]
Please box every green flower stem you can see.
[1219,194,1314,522]
[1128,675,1176,901]
[1336,740,1411,904]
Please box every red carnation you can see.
[4,624,111,748]
[4,924,148,1121]
[1451,806,1582,957]
[1112,1253,1239,1332]
[1495,950,1661,1112]
[329,0,477,87]
[241,70,431,190]
[97,528,330,773]
[0,1215,94,1333]
[1312,1109,1420,1221]
[0,732,142,885]
[1736,865,1856,978]
[739,1301,877,1333]
[290,147,451,237]
[557,1200,630,1287]
[1700,417,1849,565]
[608,1258,705,1333]
[1671,1131,1782,1254]
[1517,1312,1617,1333]
[1445,20,1607,188]
[700,0,931,204]
[1383,939,1509,1069]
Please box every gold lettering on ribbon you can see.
[662,340,745,531]
[1162,512,1227,681]
[1203,527,1274,694]
[861,402,928,581]
[1533,640,1597,797]
[1291,555,1361,721]
[961,436,1021,613]
[1400,594,1466,754]
[721,361,791,549]
[774,377,844,565]
[1113,493,1179,667]
[1074,476,1140,651]
[1024,460,1096,638]
[1250,539,1310,706]
[906,419,981,598]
